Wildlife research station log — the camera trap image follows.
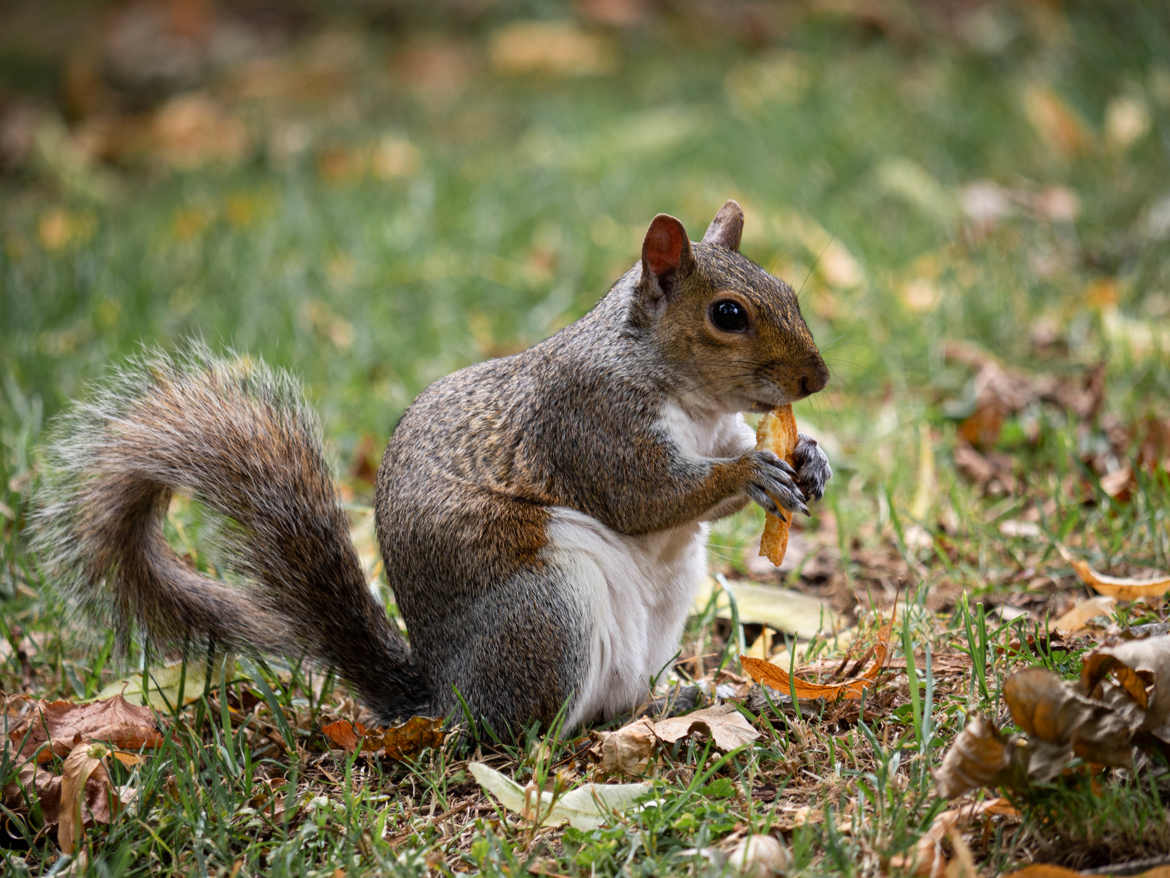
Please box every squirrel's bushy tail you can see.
[30,343,429,721]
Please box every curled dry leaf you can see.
[320,715,444,761]
[1052,596,1115,635]
[58,742,115,855]
[1067,557,1170,600]
[894,798,1017,878]
[591,718,656,775]
[591,706,760,777]
[6,695,163,763]
[933,715,1018,798]
[741,610,894,702]
[1005,668,1137,768]
[649,704,760,752]
[1081,635,1170,745]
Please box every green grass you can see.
[4,1,1170,874]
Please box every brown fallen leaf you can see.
[321,718,362,751]
[1004,667,1137,768]
[6,695,163,763]
[649,704,759,752]
[742,609,894,702]
[1022,83,1094,158]
[1002,866,1170,878]
[2,762,63,825]
[892,797,1019,877]
[1081,635,1170,744]
[1067,556,1170,601]
[590,706,760,775]
[933,715,1019,798]
[320,715,444,761]
[488,21,615,76]
[1051,596,1116,635]
[58,742,116,854]
[591,718,656,775]
[943,342,1106,451]
[938,638,1170,798]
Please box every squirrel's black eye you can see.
[709,299,749,333]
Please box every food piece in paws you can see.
[756,404,798,566]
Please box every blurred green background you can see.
[2,0,1168,561]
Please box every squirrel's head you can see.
[631,200,829,414]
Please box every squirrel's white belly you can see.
[545,508,708,728]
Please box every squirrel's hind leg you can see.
[419,566,593,737]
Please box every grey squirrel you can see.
[31,200,831,735]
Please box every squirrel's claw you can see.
[746,450,808,516]
[793,434,832,502]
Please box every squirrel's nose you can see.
[799,360,829,397]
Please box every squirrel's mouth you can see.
[749,400,778,414]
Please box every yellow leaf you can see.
[742,609,894,702]
[1022,84,1093,158]
[1052,596,1115,635]
[1068,557,1170,600]
[489,21,615,77]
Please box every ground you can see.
[2,1,1169,875]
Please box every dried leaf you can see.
[6,696,163,763]
[2,762,62,825]
[371,716,446,761]
[38,208,96,251]
[649,704,760,752]
[893,798,1019,875]
[741,610,893,703]
[1099,466,1136,503]
[591,719,656,776]
[488,21,615,77]
[1022,84,1093,158]
[1052,596,1115,635]
[1005,668,1136,767]
[1067,557,1170,601]
[1081,635,1170,736]
[321,719,363,751]
[150,93,250,169]
[933,715,1016,798]
[320,715,444,761]
[996,867,1170,878]
[58,741,115,854]
[468,761,649,830]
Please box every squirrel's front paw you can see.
[744,450,808,517]
[793,433,832,501]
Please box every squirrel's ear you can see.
[640,214,694,297]
[701,200,744,251]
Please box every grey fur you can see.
[32,204,832,736]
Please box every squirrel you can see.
[30,200,832,735]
